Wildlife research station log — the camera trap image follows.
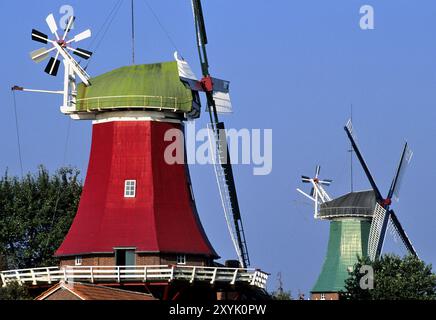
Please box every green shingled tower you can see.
[310,190,376,300]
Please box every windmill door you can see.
[115,249,136,266]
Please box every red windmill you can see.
[2,1,268,300]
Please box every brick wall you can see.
[311,292,340,300]
[159,254,210,266]
[60,253,211,267]
[60,255,114,267]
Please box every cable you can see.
[84,0,124,69]
[142,0,181,54]
[44,118,72,252]
[11,90,24,178]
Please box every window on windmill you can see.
[176,254,186,265]
[75,256,82,266]
[124,180,136,198]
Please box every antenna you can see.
[277,272,284,295]
[131,0,135,65]
[13,13,93,116]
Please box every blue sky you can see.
[1,0,436,295]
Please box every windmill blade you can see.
[389,209,418,257]
[192,0,249,268]
[344,119,384,201]
[62,15,75,40]
[46,13,60,40]
[68,47,93,60]
[367,202,388,260]
[69,29,92,43]
[44,55,61,76]
[387,142,413,202]
[301,175,311,183]
[319,179,332,186]
[315,165,321,178]
[192,0,208,46]
[175,51,198,81]
[310,187,315,197]
[30,47,56,63]
[31,29,48,44]
[175,52,233,114]
[212,91,232,114]
[208,122,250,268]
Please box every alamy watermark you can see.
[360,5,375,30]
[359,265,374,290]
[59,5,75,30]
[163,122,273,176]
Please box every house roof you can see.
[36,282,157,300]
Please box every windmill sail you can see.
[345,119,417,260]
[208,123,249,267]
[368,203,387,261]
[388,210,417,257]
[191,0,249,267]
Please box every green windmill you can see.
[298,119,418,300]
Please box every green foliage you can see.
[343,254,436,300]
[0,281,32,300]
[272,291,292,300]
[271,289,293,300]
[0,166,82,270]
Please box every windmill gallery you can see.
[0,1,428,301]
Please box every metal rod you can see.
[12,86,64,95]
[350,104,354,192]
[131,0,135,65]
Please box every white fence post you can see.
[90,267,94,283]
[143,266,147,282]
[169,265,175,282]
[190,267,196,284]
[231,269,239,285]
[0,273,6,287]
[31,269,36,285]
[210,268,218,284]
[250,271,258,286]
[63,267,67,282]
[46,268,52,284]
[15,270,22,285]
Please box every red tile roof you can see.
[36,282,157,300]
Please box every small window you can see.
[176,254,186,265]
[320,293,326,300]
[124,180,136,198]
[75,256,82,266]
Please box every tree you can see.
[270,272,293,300]
[0,166,82,270]
[0,281,32,300]
[343,254,436,300]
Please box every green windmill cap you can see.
[75,61,194,114]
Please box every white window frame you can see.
[75,256,82,266]
[124,180,136,198]
[176,254,186,265]
[320,293,326,300]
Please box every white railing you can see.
[74,95,188,112]
[0,265,268,289]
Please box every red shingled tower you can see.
[56,119,218,266]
